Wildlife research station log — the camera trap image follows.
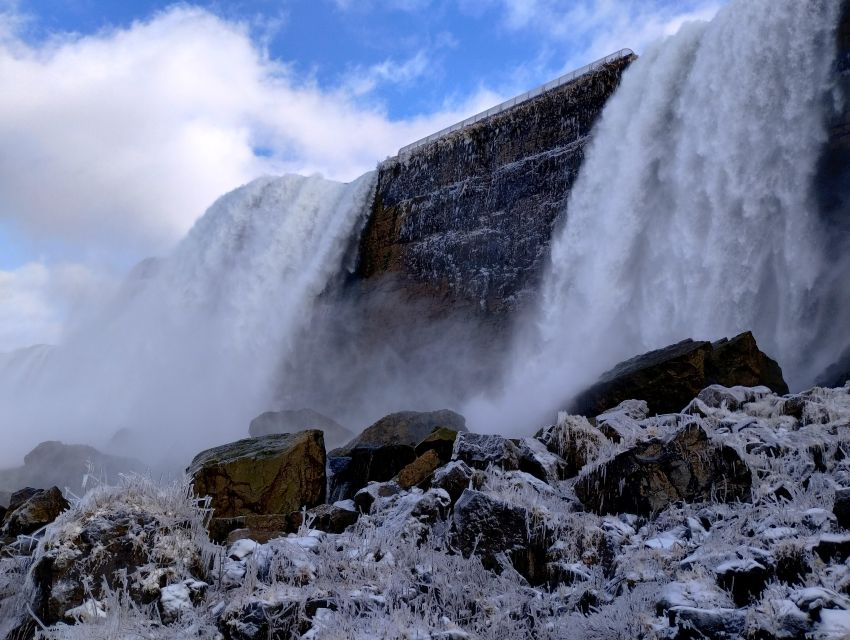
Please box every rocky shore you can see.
[2,334,850,639]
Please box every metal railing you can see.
[398,48,635,157]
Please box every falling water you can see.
[467,0,847,431]
[0,172,376,465]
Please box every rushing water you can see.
[466,0,847,431]
[0,173,375,465]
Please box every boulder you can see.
[1,487,69,539]
[569,332,788,417]
[335,410,467,454]
[248,409,353,448]
[0,441,144,497]
[432,460,476,503]
[415,427,461,461]
[327,410,467,502]
[187,431,326,520]
[396,450,443,489]
[575,422,752,517]
[452,433,521,471]
[451,489,549,585]
[535,415,606,478]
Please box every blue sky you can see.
[0,0,725,350]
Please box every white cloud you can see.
[0,6,504,350]
[0,262,111,352]
[463,0,726,68]
[346,50,432,96]
[0,6,494,259]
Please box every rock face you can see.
[0,441,144,497]
[575,421,752,516]
[248,409,352,448]
[187,431,326,520]
[356,54,635,318]
[570,332,788,417]
[335,410,467,453]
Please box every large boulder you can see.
[187,431,326,520]
[575,421,752,517]
[248,409,353,448]
[451,489,549,585]
[570,332,788,417]
[1,486,69,540]
[0,441,144,497]
[327,410,466,501]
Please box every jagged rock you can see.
[248,408,353,448]
[29,502,205,625]
[535,415,605,478]
[431,460,476,503]
[715,558,773,607]
[328,410,467,501]
[1,486,68,539]
[697,385,773,411]
[575,422,752,516]
[515,437,567,484]
[396,449,443,489]
[353,481,403,515]
[452,432,521,471]
[451,489,549,585]
[187,431,326,519]
[0,441,144,497]
[289,503,359,535]
[570,332,788,417]
[594,399,649,442]
[336,410,467,454]
[415,427,461,461]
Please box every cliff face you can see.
[355,55,635,319]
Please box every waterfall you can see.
[466,0,846,431]
[0,172,376,465]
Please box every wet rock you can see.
[396,449,443,489]
[535,415,605,478]
[336,410,467,453]
[1,486,69,539]
[451,489,549,585]
[575,422,752,517]
[452,433,521,471]
[415,427,461,462]
[188,431,326,519]
[431,460,476,503]
[328,410,466,501]
[570,332,788,417]
[248,408,353,448]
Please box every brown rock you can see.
[2,487,69,538]
[397,450,443,489]
[414,427,460,461]
[575,422,752,517]
[187,431,326,520]
[570,332,788,417]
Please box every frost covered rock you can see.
[0,486,68,540]
[451,489,548,584]
[594,399,649,443]
[833,488,850,530]
[353,480,402,514]
[535,414,606,477]
[697,384,773,411]
[188,431,326,519]
[715,558,773,606]
[431,460,476,503]
[575,421,752,516]
[452,433,521,471]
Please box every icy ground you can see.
[3,383,850,639]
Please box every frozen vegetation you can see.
[3,382,850,638]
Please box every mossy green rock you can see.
[187,431,326,519]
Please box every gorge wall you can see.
[354,53,636,323]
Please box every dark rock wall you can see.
[355,55,635,319]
